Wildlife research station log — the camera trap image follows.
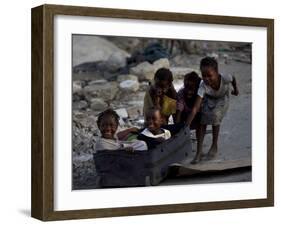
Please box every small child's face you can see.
[145,110,163,134]
[155,79,171,94]
[98,116,118,139]
[201,66,219,87]
[184,79,197,99]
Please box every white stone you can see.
[119,80,139,92]
[115,108,128,119]
[207,52,219,59]
[73,81,83,93]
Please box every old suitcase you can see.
[94,126,192,187]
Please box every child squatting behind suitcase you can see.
[175,71,202,148]
[143,68,177,124]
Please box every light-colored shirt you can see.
[94,137,148,152]
[140,128,171,140]
[197,74,233,98]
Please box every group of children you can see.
[95,57,239,164]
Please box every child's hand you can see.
[231,88,239,96]
[124,146,134,153]
[129,127,139,133]
[155,87,164,97]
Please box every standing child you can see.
[186,57,239,164]
[95,109,147,152]
[143,68,177,124]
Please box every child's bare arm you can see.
[175,110,182,123]
[117,127,139,141]
[169,83,177,99]
[123,146,134,152]
[150,86,163,107]
[231,76,239,96]
[186,96,202,126]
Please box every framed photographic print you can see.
[31,4,274,221]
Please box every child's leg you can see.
[191,124,207,164]
[207,125,220,159]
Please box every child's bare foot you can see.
[206,145,218,160]
[191,154,202,164]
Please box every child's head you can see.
[200,57,219,87]
[97,109,120,139]
[145,107,163,134]
[183,71,201,99]
[154,68,173,94]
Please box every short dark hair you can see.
[97,108,120,126]
[184,71,201,87]
[154,68,173,82]
[200,57,218,72]
[145,107,162,118]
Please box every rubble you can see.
[90,98,108,111]
[72,36,252,189]
[73,100,88,110]
[83,80,118,101]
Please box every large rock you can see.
[83,80,118,101]
[129,58,171,81]
[130,61,155,81]
[90,98,108,111]
[153,58,170,70]
[107,51,128,68]
[73,35,130,67]
[119,80,139,92]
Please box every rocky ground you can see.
[71,35,252,189]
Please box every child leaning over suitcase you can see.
[186,57,239,164]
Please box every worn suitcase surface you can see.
[94,126,192,188]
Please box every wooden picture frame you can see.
[31,4,274,221]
